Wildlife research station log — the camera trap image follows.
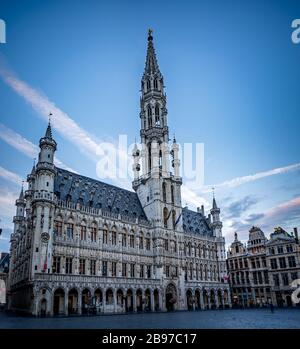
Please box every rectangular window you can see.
[52,256,61,274]
[139,265,144,278]
[54,221,63,235]
[166,265,170,277]
[80,226,86,240]
[65,257,72,274]
[147,265,151,279]
[262,258,266,268]
[91,227,97,242]
[288,256,296,268]
[112,231,117,245]
[269,247,275,255]
[273,274,280,286]
[277,246,284,254]
[239,260,243,269]
[256,259,260,268]
[139,236,143,249]
[282,273,289,286]
[251,259,255,269]
[111,261,117,277]
[174,266,178,277]
[122,263,127,277]
[79,259,85,275]
[90,260,96,275]
[291,272,298,280]
[286,245,293,253]
[244,259,248,268]
[103,229,108,244]
[66,223,74,239]
[270,258,278,270]
[146,238,151,250]
[130,235,135,248]
[264,270,269,284]
[165,239,169,251]
[102,261,107,276]
[122,234,127,247]
[130,263,135,278]
[279,257,286,269]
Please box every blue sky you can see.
[0,0,300,252]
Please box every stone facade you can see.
[227,227,300,307]
[7,30,230,316]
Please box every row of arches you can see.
[37,285,231,316]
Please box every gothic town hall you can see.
[8,31,231,316]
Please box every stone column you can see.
[133,292,137,312]
[64,290,69,316]
[78,290,82,315]
[150,290,155,312]
[200,290,205,310]
[113,289,117,313]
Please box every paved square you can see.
[0,309,300,329]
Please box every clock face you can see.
[41,232,50,243]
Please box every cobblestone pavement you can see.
[0,308,300,329]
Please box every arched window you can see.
[146,80,151,91]
[163,207,168,228]
[162,182,167,202]
[171,185,174,204]
[148,143,152,171]
[80,220,87,241]
[159,149,162,169]
[155,105,160,126]
[147,106,152,127]
[91,222,97,242]
[154,78,158,89]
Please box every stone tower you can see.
[133,29,183,232]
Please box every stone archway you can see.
[186,290,193,310]
[40,298,47,316]
[82,288,92,314]
[210,289,216,309]
[136,289,143,312]
[165,283,177,311]
[68,288,78,314]
[145,289,151,312]
[218,289,223,309]
[116,289,124,312]
[154,289,160,311]
[195,289,201,310]
[94,288,103,314]
[203,290,209,309]
[53,288,65,315]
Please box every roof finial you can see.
[212,186,215,198]
[48,112,52,125]
[45,112,53,139]
[173,133,176,143]
[148,28,153,41]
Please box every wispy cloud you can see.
[0,123,76,172]
[0,186,18,218]
[197,163,300,193]
[0,166,23,186]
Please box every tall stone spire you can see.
[144,29,161,76]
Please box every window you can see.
[171,186,174,204]
[291,272,298,280]
[66,223,74,239]
[287,245,293,253]
[54,220,62,235]
[122,263,127,277]
[102,261,107,276]
[52,256,61,274]
[139,236,143,249]
[130,264,135,278]
[172,210,176,229]
[155,105,160,125]
[279,257,286,269]
[146,79,151,91]
[112,231,117,245]
[147,265,151,278]
[111,262,117,277]
[256,259,260,268]
[264,270,269,284]
[239,260,243,269]
[139,265,144,278]
[147,106,152,127]
[130,235,135,248]
[146,238,151,250]
[244,259,248,268]
[166,265,170,277]
[273,274,280,286]
[66,257,72,274]
[288,256,296,268]
[103,228,108,244]
[282,273,289,286]
[122,233,127,247]
[163,207,168,228]
[154,79,158,89]
[79,259,85,275]
[80,225,87,240]
[90,260,96,276]
[91,226,97,242]
[164,239,169,251]
[162,183,167,202]
[277,246,284,254]
[270,258,278,270]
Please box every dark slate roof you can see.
[182,207,213,236]
[54,168,147,220]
